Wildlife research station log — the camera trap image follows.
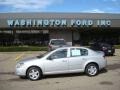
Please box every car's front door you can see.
[44,49,69,74]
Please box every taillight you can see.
[102,47,107,50]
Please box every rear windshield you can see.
[51,40,66,45]
[100,43,111,47]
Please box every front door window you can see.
[49,49,67,60]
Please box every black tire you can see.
[85,63,99,76]
[19,76,27,79]
[110,53,114,56]
[27,67,42,81]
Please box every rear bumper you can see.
[99,58,107,70]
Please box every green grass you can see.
[114,45,120,49]
[84,45,120,49]
[0,46,48,52]
[0,45,120,52]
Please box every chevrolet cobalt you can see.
[15,47,107,81]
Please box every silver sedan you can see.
[15,47,107,81]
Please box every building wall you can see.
[0,13,120,29]
[49,29,72,45]
[0,13,120,46]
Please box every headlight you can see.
[16,62,24,68]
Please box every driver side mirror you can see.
[48,56,53,60]
[47,55,57,60]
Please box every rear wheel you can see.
[27,67,42,81]
[85,63,99,76]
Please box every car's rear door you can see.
[68,48,88,71]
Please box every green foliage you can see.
[0,45,120,52]
[0,46,48,52]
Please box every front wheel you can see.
[85,64,99,76]
[19,76,27,79]
[27,67,42,81]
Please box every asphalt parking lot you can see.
[0,50,120,90]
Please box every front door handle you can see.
[82,58,87,60]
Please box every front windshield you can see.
[51,40,66,45]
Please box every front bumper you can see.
[15,67,26,76]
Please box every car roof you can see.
[55,46,90,50]
[50,39,65,40]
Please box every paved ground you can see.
[0,50,120,90]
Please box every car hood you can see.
[18,55,43,63]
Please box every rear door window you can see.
[70,48,88,57]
